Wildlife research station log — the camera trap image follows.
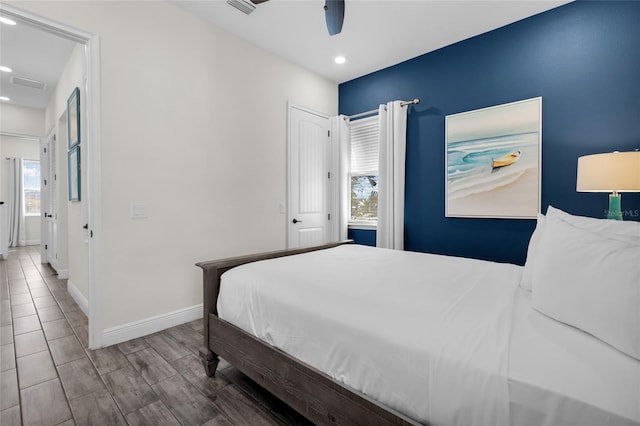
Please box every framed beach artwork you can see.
[68,145,81,202]
[67,87,80,149]
[445,97,542,219]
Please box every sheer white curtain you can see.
[8,158,26,247]
[376,101,407,250]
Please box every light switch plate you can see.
[131,203,148,219]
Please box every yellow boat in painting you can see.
[492,150,521,169]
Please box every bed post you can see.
[199,263,221,377]
[199,348,219,378]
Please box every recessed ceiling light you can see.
[0,66,12,73]
[0,17,17,26]
[0,96,10,102]
[334,56,346,65]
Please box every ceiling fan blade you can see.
[250,0,269,3]
[324,0,345,36]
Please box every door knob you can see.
[292,218,302,224]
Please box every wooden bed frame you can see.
[197,241,422,426]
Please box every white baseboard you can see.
[47,258,68,279]
[67,279,89,316]
[48,258,59,272]
[26,239,41,246]
[101,304,203,347]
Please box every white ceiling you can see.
[172,0,572,84]
[0,0,570,110]
[0,16,78,110]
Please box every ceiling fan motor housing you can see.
[325,0,345,36]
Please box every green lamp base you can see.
[607,193,623,221]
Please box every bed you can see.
[197,208,640,426]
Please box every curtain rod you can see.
[345,98,420,121]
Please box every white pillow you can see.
[546,205,640,239]
[520,206,640,291]
[532,215,640,360]
[520,213,545,291]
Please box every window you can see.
[23,160,41,216]
[349,116,379,224]
[351,175,378,221]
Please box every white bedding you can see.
[217,244,640,426]
[509,289,640,426]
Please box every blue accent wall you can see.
[348,228,377,247]
[339,1,640,265]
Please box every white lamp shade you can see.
[576,151,640,192]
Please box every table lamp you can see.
[576,151,640,220]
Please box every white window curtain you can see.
[8,158,26,247]
[376,101,407,250]
[330,115,350,242]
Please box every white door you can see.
[288,105,331,248]
[40,134,49,260]
[49,133,58,268]
[40,129,58,268]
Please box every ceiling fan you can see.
[226,0,345,36]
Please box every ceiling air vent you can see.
[11,76,46,91]
[227,0,256,15]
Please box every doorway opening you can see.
[1,3,103,348]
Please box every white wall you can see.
[0,103,45,136]
[11,1,338,339]
[0,104,45,245]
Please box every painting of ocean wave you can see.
[445,98,541,219]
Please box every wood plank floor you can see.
[0,246,312,426]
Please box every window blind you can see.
[350,116,379,175]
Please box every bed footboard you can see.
[196,240,353,378]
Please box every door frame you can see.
[287,103,335,248]
[0,3,104,348]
